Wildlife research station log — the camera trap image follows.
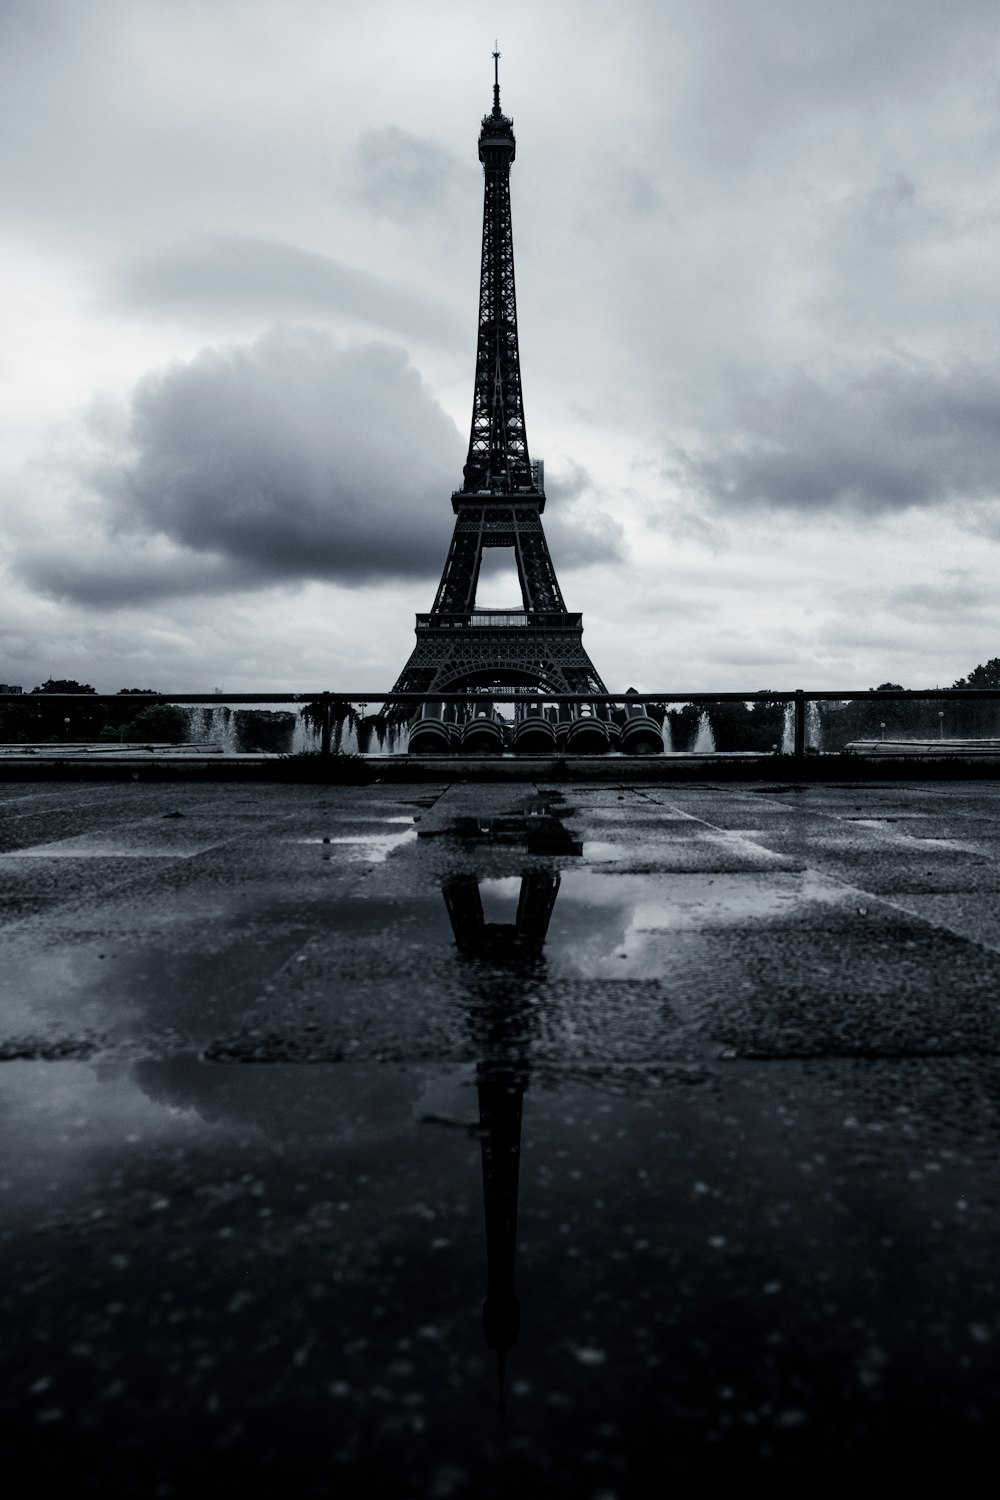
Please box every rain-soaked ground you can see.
[3,778,1000,1494]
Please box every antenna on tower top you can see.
[492,42,501,114]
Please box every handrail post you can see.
[793,690,805,761]
[320,693,333,757]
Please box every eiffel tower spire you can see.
[392,57,607,700]
[462,47,533,497]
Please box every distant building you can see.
[0,684,23,694]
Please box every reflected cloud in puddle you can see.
[475,876,525,924]
[0,1056,457,1233]
[841,819,982,854]
[581,841,620,863]
[297,819,417,863]
[0,1059,234,1220]
[543,870,850,980]
[582,830,788,866]
[5,838,218,860]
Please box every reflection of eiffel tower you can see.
[445,871,560,958]
[392,52,606,698]
[445,792,583,858]
[443,869,560,1403]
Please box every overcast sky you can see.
[3,0,1000,693]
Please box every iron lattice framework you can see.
[463,60,531,495]
[393,54,606,698]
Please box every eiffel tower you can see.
[392,52,607,699]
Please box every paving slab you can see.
[4,779,1000,1492]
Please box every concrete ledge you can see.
[5,750,1000,782]
[847,739,1000,757]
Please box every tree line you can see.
[0,682,188,744]
[652,658,1000,752]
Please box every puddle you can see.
[6,785,1000,1485]
[540,869,849,980]
[476,876,524,924]
[581,829,787,869]
[581,840,620,862]
[441,868,851,983]
[910,836,985,853]
[3,839,219,860]
[314,814,416,826]
[0,926,313,1042]
[842,815,928,823]
[3,1051,996,1494]
[836,820,983,855]
[297,818,418,863]
[431,799,582,856]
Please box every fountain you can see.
[779,701,823,755]
[663,704,700,754]
[185,703,320,755]
[692,711,716,754]
[806,700,823,752]
[185,704,236,752]
[781,702,795,755]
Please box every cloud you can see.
[18,540,265,608]
[7,0,1000,695]
[542,462,627,569]
[112,235,461,344]
[20,326,465,605]
[134,1057,423,1141]
[886,574,990,617]
[352,126,475,224]
[673,357,1000,516]
[17,331,625,612]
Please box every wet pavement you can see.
[3,778,1000,1493]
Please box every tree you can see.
[950,660,1000,737]
[122,704,188,744]
[826,683,934,747]
[664,703,700,751]
[705,697,786,752]
[117,687,159,695]
[23,679,101,739]
[953,659,1000,690]
[99,704,187,744]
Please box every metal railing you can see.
[4,687,1000,759]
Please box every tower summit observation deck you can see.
[392,53,607,699]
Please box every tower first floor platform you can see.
[392,609,605,696]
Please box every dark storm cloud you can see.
[676,358,1000,515]
[113,235,461,344]
[18,543,269,609]
[21,327,464,605]
[19,328,623,612]
[353,127,476,223]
